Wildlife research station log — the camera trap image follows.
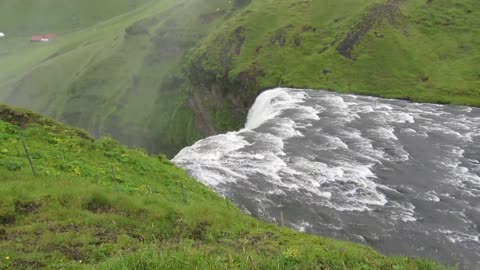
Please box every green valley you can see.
[0,0,478,155]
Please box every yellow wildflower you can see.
[282,248,300,259]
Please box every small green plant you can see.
[0,160,22,171]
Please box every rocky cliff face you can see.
[186,54,263,135]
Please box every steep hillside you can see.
[0,0,478,155]
[186,0,480,132]
[0,0,225,156]
[0,104,447,269]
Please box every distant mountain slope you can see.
[0,0,153,33]
[0,0,230,155]
[0,104,447,269]
[0,0,478,155]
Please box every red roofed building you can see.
[31,33,56,42]
[31,36,43,42]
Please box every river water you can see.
[173,88,480,269]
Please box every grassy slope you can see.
[0,0,479,154]
[0,104,448,269]
[187,0,480,106]
[0,0,235,156]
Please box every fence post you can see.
[225,196,230,210]
[146,185,152,197]
[19,131,36,176]
[280,210,285,227]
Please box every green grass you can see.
[186,0,480,105]
[0,105,451,270]
[0,0,478,155]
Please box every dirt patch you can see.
[0,212,16,225]
[271,29,287,47]
[14,200,42,215]
[336,0,404,59]
[420,76,429,82]
[12,259,45,269]
[84,201,113,214]
[288,0,310,9]
[128,231,147,242]
[323,69,332,75]
[0,227,6,239]
[48,224,81,234]
[247,235,262,245]
[83,199,129,216]
[189,221,210,240]
[294,35,302,46]
[93,225,118,245]
[302,25,317,32]
[51,243,85,262]
[200,10,226,24]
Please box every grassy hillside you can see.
[0,0,234,155]
[0,0,478,155]
[0,0,153,34]
[0,104,448,269]
[186,0,480,130]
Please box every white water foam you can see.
[245,88,309,130]
[438,230,480,244]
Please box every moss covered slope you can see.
[0,104,448,269]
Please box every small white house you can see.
[0,32,5,38]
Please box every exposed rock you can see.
[337,0,405,59]
[319,47,329,54]
[271,29,287,47]
[294,35,302,46]
[234,27,246,55]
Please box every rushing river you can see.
[173,88,480,269]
